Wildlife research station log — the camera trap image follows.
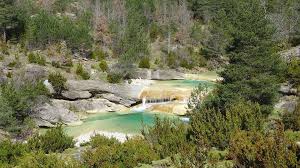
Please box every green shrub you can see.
[180,59,194,69]
[51,61,61,68]
[83,136,158,168]
[64,58,73,67]
[167,52,177,69]
[6,72,12,78]
[28,125,74,153]
[92,48,107,61]
[48,72,67,95]
[287,58,300,87]
[150,23,162,42]
[142,117,190,159]
[119,137,159,168]
[107,72,122,83]
[90,134,120,148]
[0,140,28,165]
[8,61,17,68]
[99,60,108,72]
[28,52,46,66]
[0,81,49,131]
[16,151,81,168]
[76,63,90,80]
[229,125,297,168]
[190,84,264,149]
[139,57,150,68]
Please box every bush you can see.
[28,125,74,153]
[167,52,177,69]
[287,58,300,87]
[76,63,90,80]
[90,134,120,148]
[282,100,300,131]
[64,58,73,67]
[0,140,28,166]
[16,151,81,168]
[119,137,159,168]
[28,52,46,66]
[229,124,298,168]
[0,81,49,132]
[83,135,158,168]
[99,60,108,72]
[142,117,190,159]
[190,85,264,149]
[139,57,150,68]
[51,61,61,68]
[107,72,122,83]
[92,48,107,61]
[48,72,67,95]
[180,59,194,69]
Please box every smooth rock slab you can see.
[61,91,92,100]
[53,98,127,114]
[99,93,137,107]
[32,102,80,127]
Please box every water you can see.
[64,111,178,137]
[64,79,215,137]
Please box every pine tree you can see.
[212,0,285,115]
[0,0,18,41]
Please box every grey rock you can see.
[275,96,299,113]
[32,102,80,127]
[53,98,126,113]
[280,45,300,62]
[99,93,137,107]
[66,80,143,101]
[279,84,298,95]
[132,68,184,80]
[0,129,10,141]
[61,91,92,100]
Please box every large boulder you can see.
[279,84,298,95]
[65,80,142,102]
[22,64,48,81]
[32,102,80,127]
[275,96,299,113]
[132,69,184,80]
[61,90,92,100]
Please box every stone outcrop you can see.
[61,90,92,100]
[65,80,142,103]
[132,69,185,80]
[280,84,298,95]
[98,93,137,107]
[52,98,126,114]
[32,102,81,127]
[275,96,299,113]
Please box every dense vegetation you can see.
[0,0,300,167]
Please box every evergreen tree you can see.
[212,0,285,115]
[0,0,18,41]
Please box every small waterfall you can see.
[133,97,148,112]
[142,97,146,107]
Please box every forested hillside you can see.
[0,0,300,167]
